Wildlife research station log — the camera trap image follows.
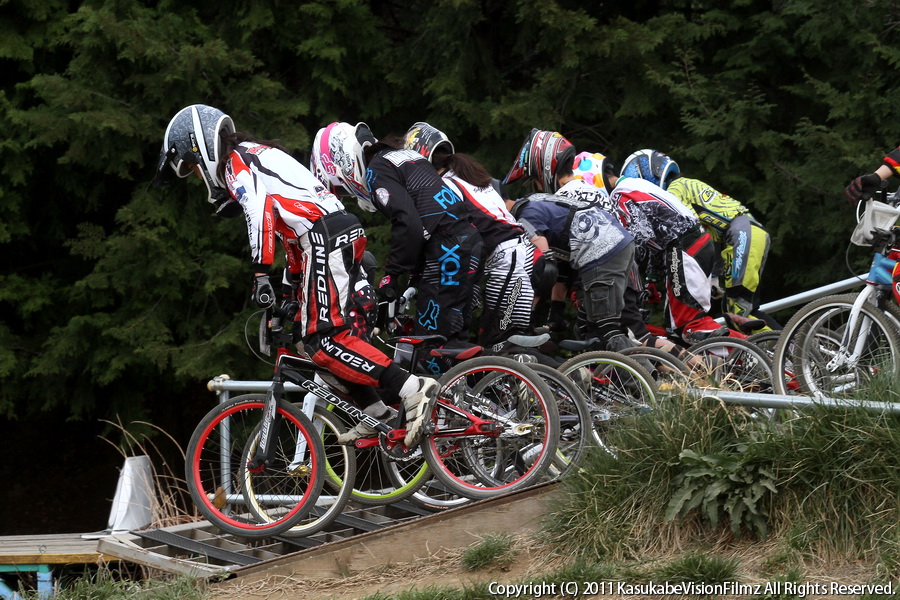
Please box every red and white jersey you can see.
[443,170,522,251]
[609,176,699,252]
[224,142,345,269]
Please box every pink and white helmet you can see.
[311,121,377,212]
[310,122,342,194]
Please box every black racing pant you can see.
[415,221,484,341]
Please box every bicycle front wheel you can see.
[618,345,691,388]
[349,437,431,507]
[557,351,658,447]
[772,294,900,398]
[185,395,325,537]
[524,362,593,479]
[422,356,560,500]
[687,336,776,393]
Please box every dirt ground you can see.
[207,538,888,600]
[209,540,553,600]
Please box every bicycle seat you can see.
[558,338,601,352]
[507,333,551,348]
[429,342,483,360]
[724,313,767,334]
[277,353,319,370]
[385,334,447,346]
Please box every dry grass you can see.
[99,417,202,529]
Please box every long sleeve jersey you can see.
[442,170,523,252]
[884,147,900,176]
[366,149,472,277]
[224,142,345,271]
[666,177,759,243]
[516,196,632,270]
[609,176,700,253]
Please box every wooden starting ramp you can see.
[0,482,559,597]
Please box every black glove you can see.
[279,276,300,319]
[845,172,882,205]
[251,274,276,308]
[547,300,569,333]
[376,273,401,302]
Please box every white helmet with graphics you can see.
[155,104,235,213]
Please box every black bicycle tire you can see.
[237,401,357,538]
[686,336,776,393]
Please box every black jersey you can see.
[366,149,472,276]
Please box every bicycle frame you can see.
[824,285,880,371]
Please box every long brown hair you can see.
[436,150,493,188]
[363,135,404,163]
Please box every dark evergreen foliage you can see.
[2,0,897,419]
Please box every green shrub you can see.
[544,386,900,565]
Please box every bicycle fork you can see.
[827,287,875,372]
[247,379,285,473]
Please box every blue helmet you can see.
[619,149,680,190]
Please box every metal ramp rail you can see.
[96,499,438,576]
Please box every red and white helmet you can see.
[312,121,378,211]
[502,128,576,193]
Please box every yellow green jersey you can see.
[666,177,757,243]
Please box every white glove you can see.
[710,276,726,300]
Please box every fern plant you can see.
[666,447,777,538]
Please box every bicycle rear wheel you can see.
[557,351,657,447]
[421,356,560,500]
[771,294,900,397]
[185,395,325,537]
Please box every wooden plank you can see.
[0,533,116,565]
[97,535,227,577]
[227,482,560,584]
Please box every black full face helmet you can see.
[404,122,455,163]
[155,104,236,214]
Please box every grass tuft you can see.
[650,550,740,584]
[460,533,518,571]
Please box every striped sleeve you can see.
[884,147,900,176]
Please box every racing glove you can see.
[845,172,882,205]
[251,274,276,308]
[376,274,401,303]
